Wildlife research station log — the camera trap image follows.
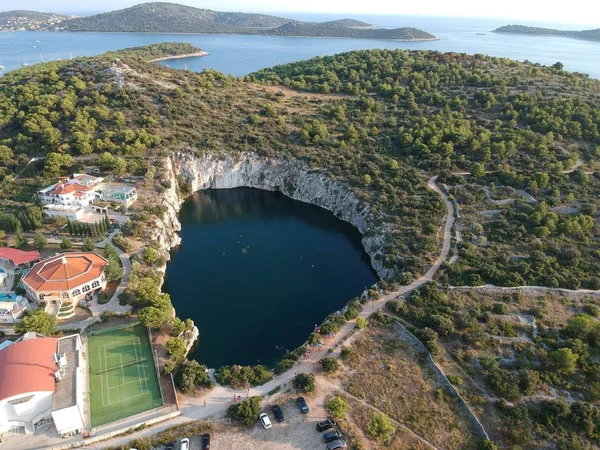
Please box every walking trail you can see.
[88,175,456,449]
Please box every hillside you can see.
[494,24,600,42]
[320,19,374,28]
[60,2,434,40]
[267,22,435,40]
[0,10,69,31]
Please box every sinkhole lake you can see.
[163,188,378,368]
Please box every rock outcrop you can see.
[152,150,391,280]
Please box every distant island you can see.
[0,2,436,41]
[493,24,600,42]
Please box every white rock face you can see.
[153,151,393,280]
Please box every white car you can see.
[179,438,190,450]
[259,412,272,429]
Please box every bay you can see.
[0,16,598,77]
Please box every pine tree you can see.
[67,220,73,235]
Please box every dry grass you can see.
[344,397,431,450]
[340,322,477,450]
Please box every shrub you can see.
[368,412,396,443]
[447,374,464,386]
[387,299,406,315]
[293,373,315,392]
[492,303,509,314]
[356,317,368,329]
[175,360,213,393]
[60,237,73,249]
[341,347,355,361]
[320,357,340,373]
[227,396,261,426]
[326,396,348,419]
[308,332,321,345]
[477,439,499,450]
[274,358,294,375]
[166,337,187,363]
[216,365,273,388]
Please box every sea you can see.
[0,15,598,78]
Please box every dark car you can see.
[296,396,309,414]
[323,430,343,443]
[271,404,284,422]
[316,418,336,432]
[326,440,347,450]
[164,443,176,450]
[201,433,211,450]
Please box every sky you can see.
[7,0,600,27]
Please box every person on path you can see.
[204,400,207,407]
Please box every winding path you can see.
[28,176,454,450]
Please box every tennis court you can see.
[88,323,163,427]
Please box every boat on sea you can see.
[22,58,29,67]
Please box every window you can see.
[62,292,69,299]
[8,395,34,406]
[91,280,100,289]
[82,285,90,293]
[72,288,81,297]
[38,294,45,301]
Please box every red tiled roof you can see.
[0,248,40,265]
[0,337,58,401]
[23,252,108,293]
[47,182,96,196]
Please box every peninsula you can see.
[493,24,600,42]
[0,2,437,41]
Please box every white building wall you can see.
[0,391,53,435]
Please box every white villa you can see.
[38,174,105,208]
[0,333,85,437]
[22,253,108,319]
[39,173,138,220]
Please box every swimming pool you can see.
[0,292,17,302]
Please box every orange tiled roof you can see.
[0,337,58,401]
[23,252,108,293]
[0,248,40,265]
[47,182,96,196]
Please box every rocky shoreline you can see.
[151,150,393,282]
[148,51,210,62]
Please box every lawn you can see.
[88,323,163,427]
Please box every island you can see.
[0,10,72,31]
[493,24,600,42]
[2,42,600,450]
[0,2,437,41]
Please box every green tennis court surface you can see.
[88,323,163,427]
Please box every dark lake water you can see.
[163,188,378,368]
[1,16,599,78]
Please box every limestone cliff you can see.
[152,150,392,280]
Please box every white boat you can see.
[22,58,29,67]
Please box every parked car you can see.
[259,412,272,429]
[316,418,336,432]
[164,443,175,450]
[296,396,309,414]
[326,440,347,450]
[271,404,284,422]
[323,430,343,443]
[179,438,190,450]
[200,433,211,450]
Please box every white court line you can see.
[136,338,149,395]
[103,342,110,405]
[133,337,144,395]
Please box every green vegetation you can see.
[215,364,273,389]
[14,308,57,335]
[368,412,396,443]
[61,3,434,40]
[174,360,213,393]
[326,395,349,419]
[293,372,316,392]
[227,396,262,427]
[320,357,340,373]
[494,25,600,42]
[387,284,600,447]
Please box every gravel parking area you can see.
[156,396,335,450]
